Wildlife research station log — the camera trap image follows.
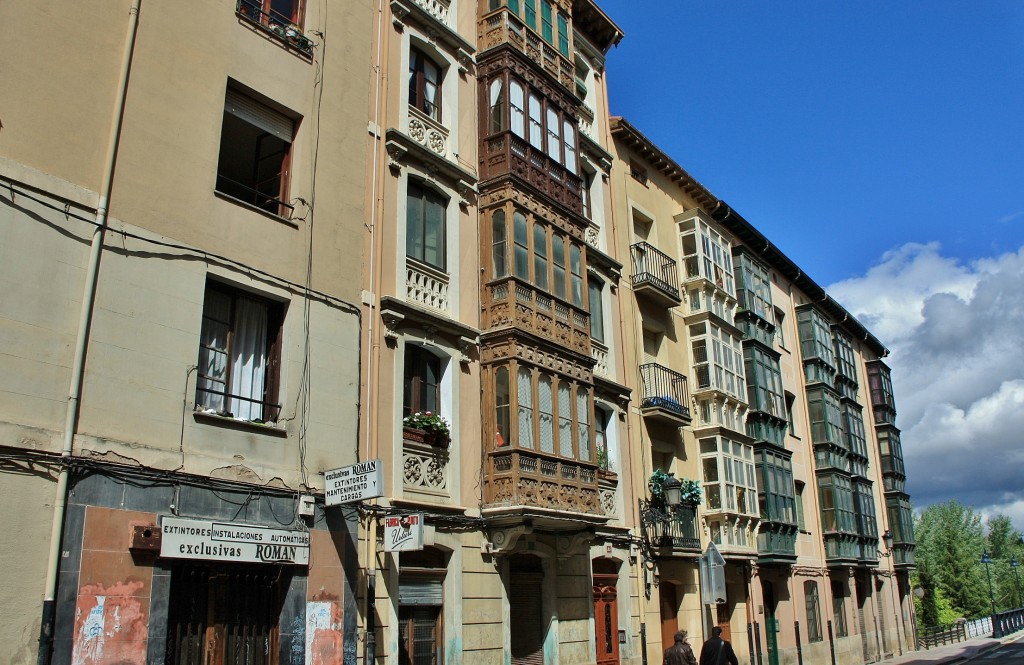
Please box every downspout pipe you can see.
[38,2,142,663]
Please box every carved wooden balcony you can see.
[484,277,590,356]
[481,131,583,213]
[480,8,575,91]
[484,447,603,520]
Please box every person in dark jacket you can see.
[663,630,698,665]
[699,626,739,665]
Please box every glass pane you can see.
[533,224,548,290]
[558,383,572,457]
[538,377,554,453]
[702,457,719,482]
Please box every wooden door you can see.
[594,574,620,665]
[716,603,732,644]
[660,583,679,653]
[763,581,780,665]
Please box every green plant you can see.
[402,411,451,440]
[596,446,610,471]
[679,478,702,505]
[648,469,701,509]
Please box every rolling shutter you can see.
[225,88,294,142]
[399,576,443,606]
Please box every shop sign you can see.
[160,516,309,565]
[383,513,424,552]
[325,459,383,506]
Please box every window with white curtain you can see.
[558,383,572,457]
[197,281,283,422]
[545,107,560,161]
[517,368,534,449]
[528,94,543,148]
[490,79,505,134]
[576,386,590,462]
[538,376,555,454]
[562,120,576,174]
[510,80,525,137]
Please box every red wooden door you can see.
[594,574,619,665]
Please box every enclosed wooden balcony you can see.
[630,242,681,307]
[639,362,691,425]
[483,448,604,522]
[483,277,591,356]
[479,8,575,91]
[481,131,583,213]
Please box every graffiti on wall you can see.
[72,581,147,665]
[306,600,343,665]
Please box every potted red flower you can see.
[402,411,451,448]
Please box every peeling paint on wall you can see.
[72,580,147,665]
[306,600,343,665]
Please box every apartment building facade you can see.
[0,2,915,665]
[0,1,371,663]
[607,118,917,665]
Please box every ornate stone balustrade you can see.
[409,0,450,27]
[406,260,450,313]
[591,340,609,379]
[407,106,451,160]
[403,440,449,495]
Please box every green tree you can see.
[913,500,989,620]
[986,514,1024,610]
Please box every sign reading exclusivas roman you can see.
[160,516,309,565]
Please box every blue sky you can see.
[603,3,1024,529]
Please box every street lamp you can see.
[981,551,1000,637]
[878,529,894,557]
[1011,557,1022,609]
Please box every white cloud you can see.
[828,243,1024,530]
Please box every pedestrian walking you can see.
[698,626,738,665]
[663,630,698,665]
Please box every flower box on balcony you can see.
[403,426,450,449]
[402,411,451,449]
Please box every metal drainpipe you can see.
[362,0,386,663]
[38,2,142,664]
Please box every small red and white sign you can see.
[383,513,424,552]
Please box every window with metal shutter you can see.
[225,88,294,142]
[399,577,443,606]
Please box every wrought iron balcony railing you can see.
[638,501,701,551]
[639,363,691,423]
[236,0,313,56]
[630,242,680,306]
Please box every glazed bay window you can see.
[887,495,915,545]
[197,281,283,422]
[807,387,844,448]
[843,405,869,461]
[700,436,758,516]
[217,87,295,216]
[797,308,835,368]
[690,321,745,399]
[757,450,796,525]
[490,207,585,305]
[818,473,856,534]
[679,217,734,295]
[407,180,447,271]
[745,345,783,417]
[853,480,878,539]
[491,75,578,174]
[867,361,897,423]
[493,365,592,461]
[833,330,857,385]
[877,429,906,479]
[409,48,442,121]
[734,252,773,322]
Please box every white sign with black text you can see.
[160,516,309,565]
[383,513,424,552]
[325,459,384,506]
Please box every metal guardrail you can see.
[918,616,992,649]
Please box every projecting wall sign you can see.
[160,516,310,565]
